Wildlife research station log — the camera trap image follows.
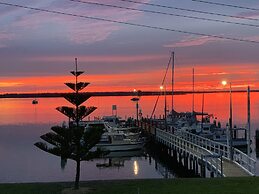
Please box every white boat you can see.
[83,120,145,152]
[168,113,250,148]
[96,132,144,152]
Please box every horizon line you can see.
[0,89,257,98]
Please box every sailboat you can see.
[32,86,39,104]
[164,53,251,150]
[32,99,38,104]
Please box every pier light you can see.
[221,80,233,160]
[221,80,227,86]
[160,85,167,130]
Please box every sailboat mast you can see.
[171,51,175,113]
[201,93,204,133]
[164,86,167,130]
[247,86,251,156]
[192,68,195,113]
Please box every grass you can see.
[1,177,259,194]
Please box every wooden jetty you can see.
[138,119,256,178]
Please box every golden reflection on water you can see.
[1,93,259,125]
[134,160,139,175]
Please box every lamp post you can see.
[222,80,233,160]
[131,89,141,123]
[160,85,167,130]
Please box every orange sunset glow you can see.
[1,0,259,188]
[0,63,258,93]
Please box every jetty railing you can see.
[178,130,256,176]
[156,129,223,177]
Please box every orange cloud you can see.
[0,63,258,93]
[0,82,23,87]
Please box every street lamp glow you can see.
[160,85,164,90]
[222,80,227,86]
[221,79,233,160]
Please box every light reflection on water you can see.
[1,93,259,182]
[134,161,139,176]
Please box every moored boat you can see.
[96,132,144,151]
[32,99,38,104]
[83,120,145,152]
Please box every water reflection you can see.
[1,93,259,126]
[95,150,153,177]
[95,150,143,169]
[93,149,178,179]
[0,124,169,183]
[133,161,139,175]
[96,159,125,168]
[1,93,259,182]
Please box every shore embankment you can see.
[0,90,256,99]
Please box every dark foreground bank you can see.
[1,177,259,194]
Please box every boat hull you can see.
[96,141,144,151]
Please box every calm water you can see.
[0,93,259,183]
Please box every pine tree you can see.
[35,58,104,189]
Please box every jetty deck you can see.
[139,119,256,177]
[222,159,250,177]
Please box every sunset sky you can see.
[1,0,259,93]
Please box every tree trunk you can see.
[74,159,80,190]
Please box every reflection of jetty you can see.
[1,90,259,98]
[96,150,144,169]
[96,159,125,168]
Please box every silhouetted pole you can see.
[164,86,167,130]
[247,86,251,156]
[229,82,233,160]
[192,67,195,113]
[201,93,204,133]
[171,51,175,113]
[131,90,141,123]
[136,101,139,122]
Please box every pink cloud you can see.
[237,11,259,18]
[246,35,259,42]
[29,54,167,63]
[10,0,150,44]
[164,36,220,48]
[0,32,14,48]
